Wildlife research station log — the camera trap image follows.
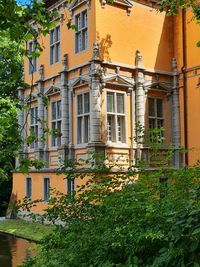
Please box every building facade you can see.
[12,0,200,212]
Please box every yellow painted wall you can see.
[96,1,174,71]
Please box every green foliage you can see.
[19,152,200,267]
[0,97,20,180]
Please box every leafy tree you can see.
[0,98,20,214]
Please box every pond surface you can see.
[0,233,34,267]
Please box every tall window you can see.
[30,107,38,149]
[75,10,88,53]
[67,178,75,195]
[51,100,62,147]
[43,177,50,201]
[28,41,37,74]
[26,177,32,199]
[50,26,60,64]
[77,92,90,144]
[107,92,126,143]
[148,98,165,141]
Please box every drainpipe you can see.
[181,8,188,165]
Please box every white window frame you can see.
[50,26,60,65]
[76,91,90,144]
[51,100,62,147]
[28,41,37,74]
[106,90,127,145]
[75,10,88,54]
[30,107,38,149]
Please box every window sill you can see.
[106,142,129,149]
[74,143,88,149]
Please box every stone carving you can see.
[62,54,68,71]
[135,50,145,69]
[39,64,44,80]
[92,42,101,61]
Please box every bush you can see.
[22,161,200,267]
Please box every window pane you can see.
[56,26,60,42]
[84,116,89,143]
[75,14,81,30]
[35,125,38,148]
[82,11,87,28]
[57,120,61,146]
[30,108,34,125]
[149,118,156,129]
[57,101,62,119]
[157,99,163,118]
[77,95,83,114]
[52,122,56,146]
[107,93,114,112]
[84,93,89,113]
[107,115,115,142]
[117,116,124,142]
[117,94,124,114]
[26,178,32,199]
[52,102,56,120]
[82,29,87,50]
[55,43,60,63]
[77,117,82,144]
[148,98,155,117]
[50,46,54,64]
[50,30,54,45]
[44,178,50,201]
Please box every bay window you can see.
[106,92,126,143]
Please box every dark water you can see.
[0,233,34,267]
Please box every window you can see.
[51,100,62,147]
[106,92,126,143]
[30,107,38,149]
[67,178,75,194]
[148,98,165,141]
[77,92,90,144]
[26,177,32,199]
[43,177,50,201]
[75,10,88,53]
[28,41,37,74]
[50,26,60,64]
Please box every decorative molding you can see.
[143,80,172,93]
[101,0,133,15]
[103,74,135,88]
[69,0,91,14]
[45,85,60,96]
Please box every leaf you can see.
[190,239,199,252]
[192,228,200,235]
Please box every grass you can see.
[0,219,55,241]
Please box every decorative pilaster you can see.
[35,64,45,161]
[172,58,181,167]
[88,43,105,155]
[58,54,70,161]
[135,50,145,142]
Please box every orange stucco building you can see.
[12,0,200,213]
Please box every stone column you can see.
[58,54,69,161]
[88,43,105,157]
[172,58,181,168]
[135,50,145,160]
[35,64,45,161]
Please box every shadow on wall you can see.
[154,15,174,72]
[96,31,113,62]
